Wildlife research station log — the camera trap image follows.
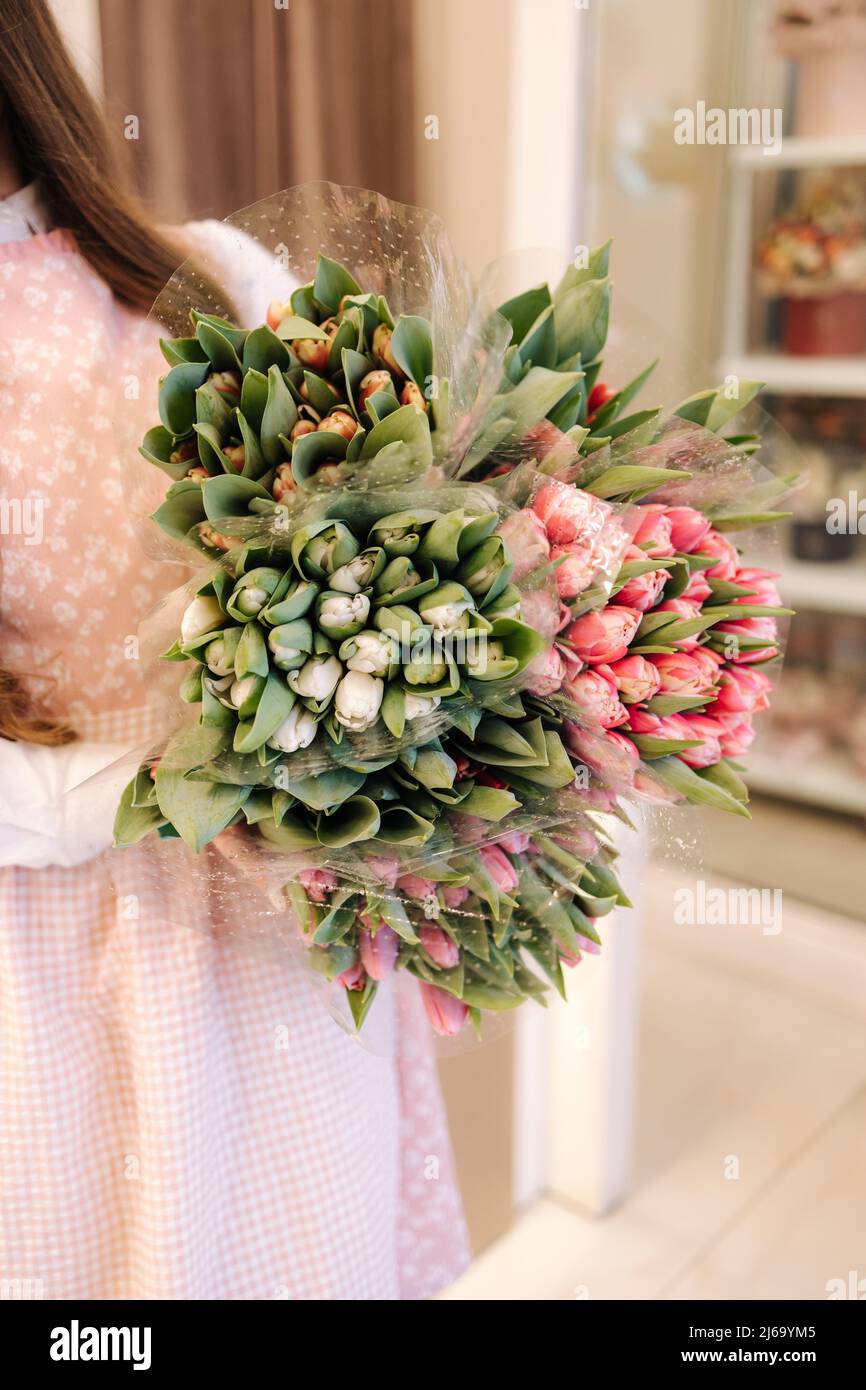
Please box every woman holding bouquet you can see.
[0,0,468,1300]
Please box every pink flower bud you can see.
[358,369,394,411]
[565,605,641,665]
[551,543,595,599]
[525,644,565,698]
[564,669,630,728]
[716,713,757,757]
[682,568,712,603]
[648,651,715,697]
[337,962,366,991]
[707,665,772,714]
[632,503,675,557]
[665,506,711,554]
[496,830,531,855]
[318,409,359,441]
[359,923,400,980]
[479,845,519,893]
[420,925,460,968]
[678,713,724,768]
[266,298,292,331]
[596,653,662,703]
[732,566,782,608]
[396,873,436,901]
[531,482,611,547]
[700,529,739,581]
[497,510,550,581]
[653,596,702,649]
[613,563,669,612]
[714,615,778,664]
[421,982,469,1036]
[441,885,470,908]
[400,381,429,412]
[273,463,297,504]
[299,868,339,903]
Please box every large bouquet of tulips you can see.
[115,185,792,1036]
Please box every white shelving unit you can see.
[720,130,866,818]
[717,353,866,398]
[748,747,866,818]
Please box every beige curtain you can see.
[99,0,416,221]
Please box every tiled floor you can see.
[443,864,866,1300]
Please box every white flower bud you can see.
[288,655,343,703]
[318,593,370,632]
[334,671,385,731]
[344,630,395,677]
[180,594,223,643]
[229,675,260,709]
[267,704,318,753]
[404,693,441,721]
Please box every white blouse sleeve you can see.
[0,738,140,870]
[179,219,297,325]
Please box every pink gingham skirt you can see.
[0,836,470,1299]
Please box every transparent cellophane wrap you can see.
[104,182,794,1047]
[111,467,632,1050]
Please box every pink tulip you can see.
[595,653,662,704]
[563,721,638,787]
[612,563,669,612]
[633,769,682,803]
[707,665,772,714]
[479,844,520,893]
[359,923,401,980]
[420,924,461,968]
[497,509,550,580]
[649,651,715,697]
[699,529,739,581]
[653,596,703,649]
[565,669,630,728]
[337,962,366,991]
[716,711,757,756]
[531,481,610,546]
[496,830,531,854]
[396,873,436,900]
[678,713,723,768]
[627,707,693,741]
[365,853,401,889]
[714,614,778,664]
[665,506,712,554]
[421,982,469,1037]
[682,568,712,603]
[732,566,782,608]
[525,644,565,698]
[551,542,595,598]
[565,605,641,664]
[688,645,723,689]
[517,588,563,642]
[441,884,470,908]
[632,503,675,557]
[298,868,339,903]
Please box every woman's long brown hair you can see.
[0,0,229,744]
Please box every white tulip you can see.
[204,636,233,677]
[318,593,370,633]
[404,692,441,721]
[345,630,395,677]
[288,655,343,703]
[420,602,470,633]
[180,594,223,643]
[334,671,384,731]
[329,553,379,594]
[267,704,318,753]
[229,675,259,709]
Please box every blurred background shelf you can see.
[747,746,866,817]
[733,137,866,171]
[780,556,866,615]
[718,353,866,397]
